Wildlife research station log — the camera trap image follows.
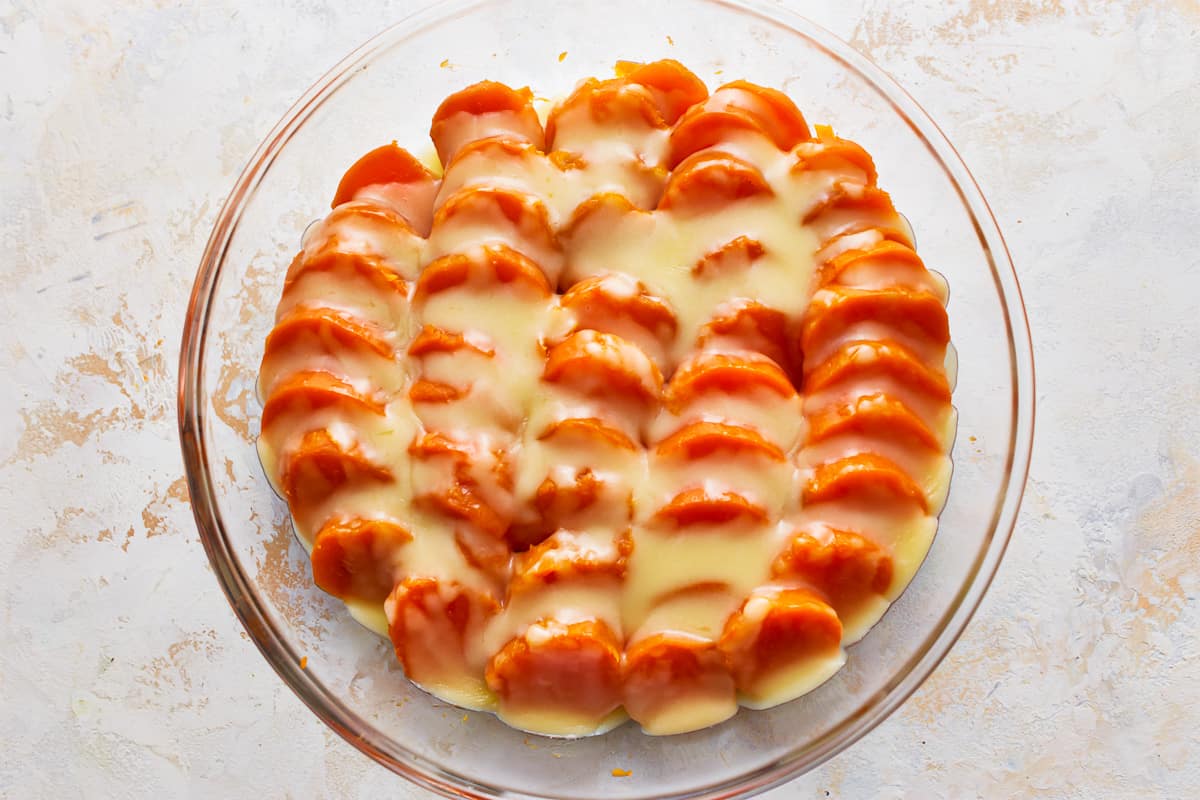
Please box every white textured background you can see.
[2,1,1198,797]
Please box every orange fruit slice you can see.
[803,339,950,402]
[545,77,665,147]
[667,81,809,166]
[543,330,663,403]
[806,392,941,452]
[799,286,949,362]
[486,619,623,727]
[718,586,842,700]
[621,633,736,733]
[388,577,498,688]
[772,525,894,610]
[691,235,766,278]
[653,488,768,527]
[537,417,638,451]
[281,248,409,309]
[409,433,511,537]
[803,185,912,247]
[263,306,394,362]
[659,150,773,212]
[415,245,553,305]
[817,240,935,293]
[261,370,384,430]
[791,137,877,185]
[430,81,545,165]
[802,453,928,513]
[311,517,411,602]
[408,379,466,404]
[331,143,438,236]
[655,421,785,462]
[280,428,393,508]
[697,301,791,370]
[407,325,495,358]
[429,188,560,283]
[507,529,628,598]
[618,59,709,124]
[560,273,678,342]
[665,351,795,411]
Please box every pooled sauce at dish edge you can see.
[257,60,956,737]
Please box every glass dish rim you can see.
[177,1,1036,797]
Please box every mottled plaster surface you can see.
[1,1,1198,797]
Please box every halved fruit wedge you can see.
[311,517,411,602]
[280,428,393,508]
[772,525,894,612]
[718,586,843,705]
[655,421,785,462]
[430,81,545,165]
[666,350,795,412]
[802,453,928,513]
[653,488,768,527]
[622,632,736,735]
[543,330,663,404]
[486,619,623,734]
[806,393,941,452]
[387,577,498,698]
[261,370,384,430]
[331,143,439,235]
[667,80,810,166]
[659,150,773,212]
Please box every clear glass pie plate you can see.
[177,1,1035,797]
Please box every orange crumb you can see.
[299,656,308,669]
[969,435,977,442]
[667,35,675,45]
[462,713,469,722]
[612,768,632,778]
[558,51,568,62]
[439,59,450,68]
